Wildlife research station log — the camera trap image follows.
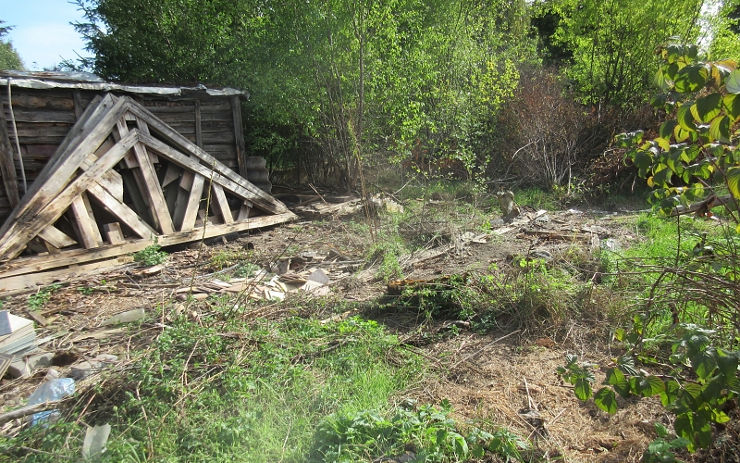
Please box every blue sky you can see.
[1,0,89,70]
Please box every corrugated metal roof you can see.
[0,70,248,98]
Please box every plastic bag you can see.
[27,377,75,426]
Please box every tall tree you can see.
[532,0,705,108]
[74,0,535,186]
[0,21,23,70]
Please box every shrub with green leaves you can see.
[618,44,740,230]
[558,324,740,460]
[310,400,528,462]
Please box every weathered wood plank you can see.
[87,181,157,240]
[0,110,20,209]
[0,130,138,260]
[180,173,205,231]
[0,212,296,281]
[212,184,233,223]
[0,255,133,293]
[102,222,124,244]
[231,96,246,178]
[138,132,287,215]
[0,95,120,235]
[125,103,287,213]
[69,195,103,249]
[194,100,202,147]
[37,226,77,248]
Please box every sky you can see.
[1,0,90,70]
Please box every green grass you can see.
[1,315,422,463]
[600,213,739,344]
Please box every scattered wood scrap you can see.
[0,95,296,292]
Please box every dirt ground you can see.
[0,192,719,462]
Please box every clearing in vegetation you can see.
[0,181,737,462]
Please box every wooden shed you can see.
[0,71,248,225]
[0,72,295,292]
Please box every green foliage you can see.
[558,324,740,459]
[0,21,23,70]
[311,400,528,462]
[132,243,168,266]
[2,315,422,462]
[74,0,536,187]
[536,0,704,107]
[619,46,740,229]
[395,263,584,332]
[27,284,62,311]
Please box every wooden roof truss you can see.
[0,95,295,290]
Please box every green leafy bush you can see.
[310,400,528,462]
[558,324,740,460]
[132,242,168,266]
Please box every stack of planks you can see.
[0,94,296,291]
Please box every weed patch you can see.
[1,315,422,462]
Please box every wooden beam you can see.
[37,226,77,248]
[131,141,174,233]
[231,96,247,178]
[115,118,173,233]
[0,130,139,260]
[0,255,133,293]
[212,184,234,223]
[72,90,84,119]
[162,163,180,187]
[0,212,297,281]
[102,222,124,244]
[0,95,126,236]
[139,133,286,215]
[194,100,203,147]
[87,181,157,240]
[179,173,205,231]
[125,104,288,213]
[0,110,20,209]
[237,202,252,221]
[69,194,103,249]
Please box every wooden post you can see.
[231,96,247,178]
[194,100,203,147]
[0,110,20,209]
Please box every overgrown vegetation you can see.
[0,314,427,462]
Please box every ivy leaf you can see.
[727,167,740,199]
[594,387,618,414]
[727,70,740,94]
[574,378,592,401]
[695,93,722,123]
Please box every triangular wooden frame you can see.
[0,95,296,289]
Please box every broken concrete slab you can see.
[7,351,53,378]
[101,308,147,326]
